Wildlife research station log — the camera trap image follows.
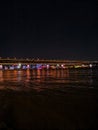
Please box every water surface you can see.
[0,68,98,130]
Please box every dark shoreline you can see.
[0,88,98,130]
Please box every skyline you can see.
[0,0,98,60]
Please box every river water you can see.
[0,68,98,130]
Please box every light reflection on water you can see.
[0,68,98,91]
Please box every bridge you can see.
[0,58,98,70]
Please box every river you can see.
[0,68,98,130]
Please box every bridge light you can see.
[27,64,30,69]
[17,63,21,69]
[0,65,3,69]
[19,63,21,67]
[46,64,49,69]
[89,64,92,68]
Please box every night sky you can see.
[0,0,98,60]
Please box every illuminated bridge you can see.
[0,58,98,70]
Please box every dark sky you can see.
[0,0,98,60]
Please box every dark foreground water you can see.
[0,68,98,130]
